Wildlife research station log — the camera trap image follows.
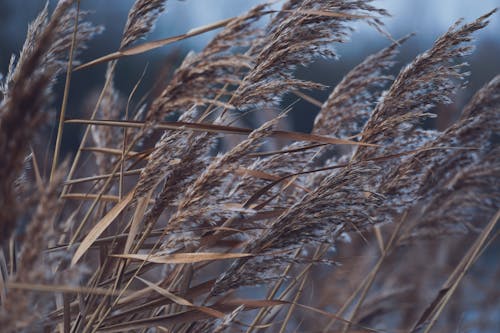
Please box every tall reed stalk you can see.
[0,1,498,332]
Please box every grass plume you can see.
[0,1,498,332]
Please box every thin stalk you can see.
[51,0,80,182]
[418,209,500,333]
[341,212,406,333]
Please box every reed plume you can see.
[0,1,498,332]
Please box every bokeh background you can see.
[1,0,499,135]
[1,2,498,331]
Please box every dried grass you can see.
[0,1,498,332]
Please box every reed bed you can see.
[0,1,498,332]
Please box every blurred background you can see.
[1,2,498,331]
[1,0,499,135]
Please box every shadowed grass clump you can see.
[0,1,498,332]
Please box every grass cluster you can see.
[0,1,499,332]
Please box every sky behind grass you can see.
[2,1,499,52]
[1,0,499,133]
